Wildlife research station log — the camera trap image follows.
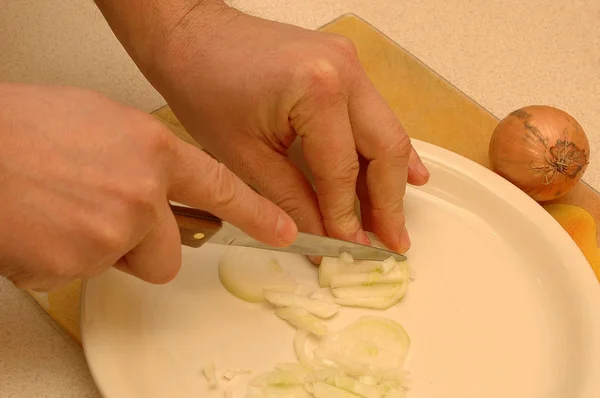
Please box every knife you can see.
[170,204,407,262]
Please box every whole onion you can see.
[489,105,590,201]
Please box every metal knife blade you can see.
[170,204,407,262]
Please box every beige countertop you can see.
[1,1,598,397]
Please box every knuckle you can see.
[122,177,162,216]
[206,162,238,209]
[384,128,413,162]
[306,60,342,95]
[372,194,405,215]
[328,34,359,61]
[322,202,360,233]
[143,119,177,156]
[91,221,130,255]
[323,152,360,186]
[274,194,305,223]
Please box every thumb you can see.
[167,140,298,247]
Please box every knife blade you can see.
[170,204,407,262]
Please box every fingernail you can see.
[415,161,430,179]
[276,213,298,244]
[400,225,411,250]
[356,229,372,246]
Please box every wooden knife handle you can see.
[169,204,223,248]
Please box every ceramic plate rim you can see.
[80,138,600,397]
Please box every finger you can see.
[348,79,413,252]
[119,200,182,284]
[238,145,326,238]
[356,155,373,233]
[232,144,327,264]
[291,99,369,245]
[407,146,430,186]
[167,140,298,247]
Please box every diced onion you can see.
[339,252,354,264]
[380,257,397,275]
[214,242,414,398]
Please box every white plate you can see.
[81,140,600,398]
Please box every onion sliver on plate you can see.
[80,139,600,398]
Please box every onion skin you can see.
[489,105,590,201]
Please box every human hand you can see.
[0,83,297,291]
[140,7,430,253]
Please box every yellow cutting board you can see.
[27,13,600,344]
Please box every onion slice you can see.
[331,285,402,299]
[249,367,308,387]
[294,330,320,370]
[275,307,329,336]
[218,247,298,303]
[264,290,340,319]
[309,381,362,398]
[330,267,407,288]
[333,283,409,310]
[319,258,397,288]
[246,385,313,398]
[318,316,411,373]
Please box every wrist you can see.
[95,0,236,86]
[144,2,243,95]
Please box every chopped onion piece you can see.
[339,252,354,264]
[380,257,397,275]
[319,258,391,287]
[223,368,251,381]
[275,363,311,374]
[246,385,313,398]
[318,232,411,286]
[294,330,319,370]
[333,283,408,310]
[250,368,307,387]
[305,367,344,383]
[310,381,362,398]
[218,247,299,303]
[330,267,407,288]
[379,384,406,398]
[332,375,382,398]
[264,290,340,319]
[202,362,218,388]
[359,375,378,386]
[332,285,402,299]
[318,316,411,374]
[275,307,329,336]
